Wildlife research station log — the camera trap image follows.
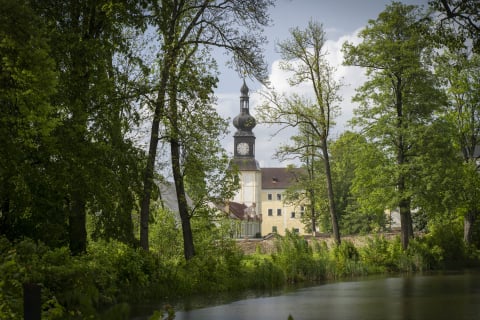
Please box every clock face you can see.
[236,142,249,155]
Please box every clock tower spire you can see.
[230,80,261,216]
[231,80,259,170]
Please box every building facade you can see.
[260,168,307,236]
[228,81,308,237]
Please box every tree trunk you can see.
[0,188,11,238]
[69,190,87,255]
[139,60,170,251]
[307,146,317,235]
[309,189,316,235]
[321,141,341,245]
[464,209,477,244]
[407,205,414,238]
[171,138,196,260]
[139,118,160,251]
[399,197,413,250]
[395,79,413,250]
[23,283,41,320]
[168,73,195,260]
[397,163,413,250]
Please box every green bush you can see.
[0,242,25,319]
[406,238,443,271]
[0,237,170,319]
[425,221,465,267]
[360,235,404,272]
[162,232,249,297]
[242,255,285,290]
[273,231,320,283]
[329,240,366,278]
[0,238,69,319]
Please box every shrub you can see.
[406,238,443,271]
[243,255,285,290]
[360,235,399,272]
[168,235,249,296]
[0,242,24,319]
[329,240,365,278]
[0,237,168,319]
[425,221,465,267]
[273,231,319,283]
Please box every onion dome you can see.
[233,80,256,131]
[233,112,256,131]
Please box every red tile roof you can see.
[228,201,248,219]
[261,167,304,189]
[227,201,261,221]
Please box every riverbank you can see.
[1,227,479,319]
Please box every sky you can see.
[214,0,429,168]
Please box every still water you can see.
[132,271,480,320]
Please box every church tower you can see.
[230,80,262,215]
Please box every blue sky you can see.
[215,0,429,167]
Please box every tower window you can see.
[291,212,295,218]
[277,209,282,216]
[268,209,273,216]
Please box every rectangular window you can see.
[272,226,277,233]
[293,228,299,234]
[268,209,273,216]
[267,193,272,200]
[276,193,282,201]
[277,209,282,216]
[291,212,295,218]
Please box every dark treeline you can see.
[0,0,272,256]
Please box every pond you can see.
[131,271,480,320]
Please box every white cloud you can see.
[326,29,366,136]
[259,28,366,135]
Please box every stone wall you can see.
[235,232,401,255]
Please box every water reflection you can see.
[133,271,480,320]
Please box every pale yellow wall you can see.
[232,171,309,237]
[260,189,306,236]
[232,170,262,214]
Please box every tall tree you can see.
[0,0,58,242]
[429,0,480,244]
[277,125,324,234]
[141,0,273,258]
[30,0,147,253]
[408,117,465,232]
[343,2,444,249]
[257,21,342,244]
[435,50,480,244]
[330,132,389,234]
